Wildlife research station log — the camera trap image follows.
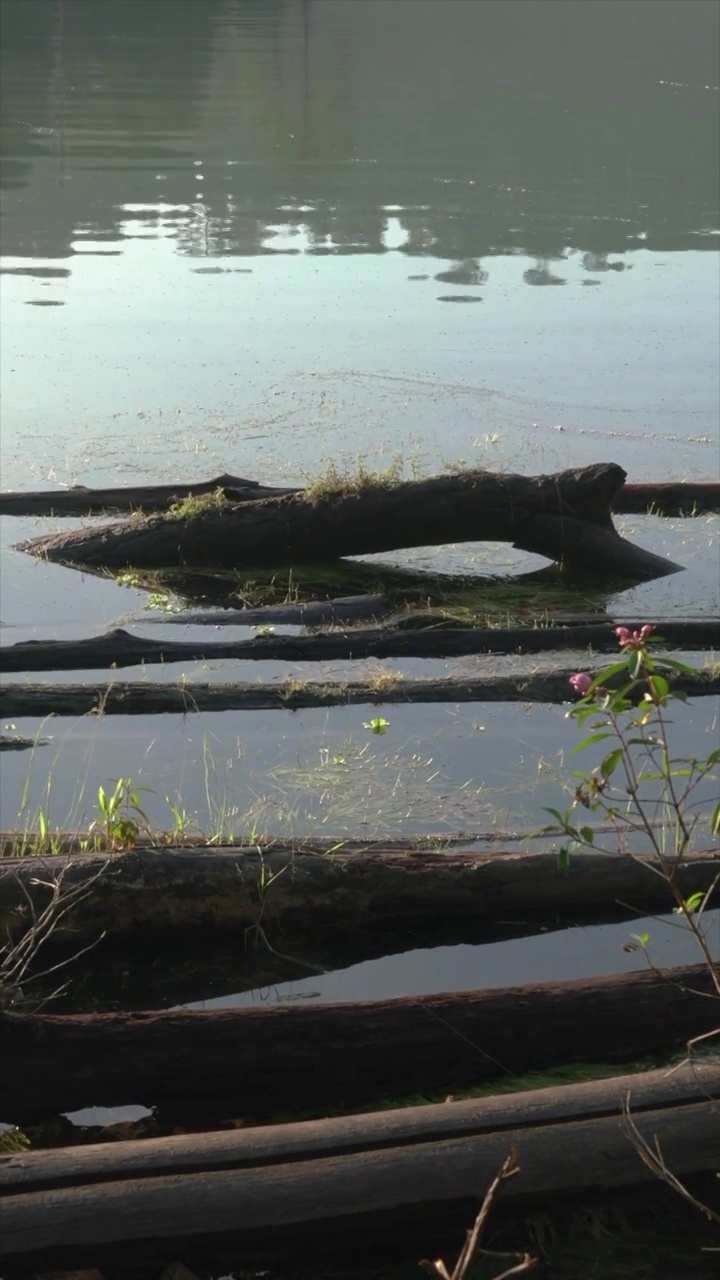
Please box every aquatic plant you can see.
[543,624,719,1229]
[89,776,152,850]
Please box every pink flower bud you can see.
[615,623,656,650]
[569,672,593,695]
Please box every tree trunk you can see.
[2,619,718,674]
[3,471,717,519]
[1,847,718,943]
[2,664,716,718]
[0,965,715,1125]
[15,464,682,578]
[1,1064,717,1272]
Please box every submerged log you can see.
[15,463,683,579]
[1,665,716,717]
[0,965,716,1124]
[1,847,718,943]
[0,473,299,517]
[2,619,718,674]
[1,1064,718,1271]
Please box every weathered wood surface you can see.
[15,464,682,578]
[2,619,718,674]
[3,666,717,718]
[3,472,717,518]
[0,965,715,1123]
[3,1106,717,1270]
[1,846,719,942]
[0,473,300,517]
[1,1066,717,1270]
[4,1060,717,1195]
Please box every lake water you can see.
[1,0,719,998]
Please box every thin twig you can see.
[419,1148,538,1280]
[620,1094,720,1226]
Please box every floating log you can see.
[0,735,47,753]
[15,464,683,579]
[1,846,718,944]
[1,665,716,718]
[1,1064,718,1273]
[2,472,717,519]
[0,965,716,1125]
[614,480,720,516]
[0,473,300,517]
[2,619,718,674]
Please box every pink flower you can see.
[569,672,593,695]
[615,624,655,650]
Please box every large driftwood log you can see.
[1,1065,718,1271]
[15,464,683,579]
[1,847,718,943]
[0,965,715,1124]
[2,472,718,518]
[2,619,718,674]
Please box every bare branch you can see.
[419,1149,538,1280]
[621,1093,720,1226]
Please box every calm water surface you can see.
[1,0,719,993]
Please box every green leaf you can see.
[707,749,720,768]
[631,933,650,946]
[711,802,720,839]
[557,846,571,873]
[673,891,707,916]
[600,748,624,778]
[589,661,630,687]
[571,732,613,755]
[656,656,696,675]
[579,826,594,844]
[543,808,566,824]
[648,674,670,701]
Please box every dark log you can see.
[2,619,718,675]
[513,513,681,580]
[2,472,716,519]
[15,464,681,579]
[1,665,715,717]
[615,481,720,516]
[4,1060,717,1195]
[0,1065,717,1273]
[0,735,47,753]
[0,965,716,1125]
[1,847,718,943]
[2,1109,718,1273]
[0,473,299,517]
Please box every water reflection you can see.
[1,0,718,268]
